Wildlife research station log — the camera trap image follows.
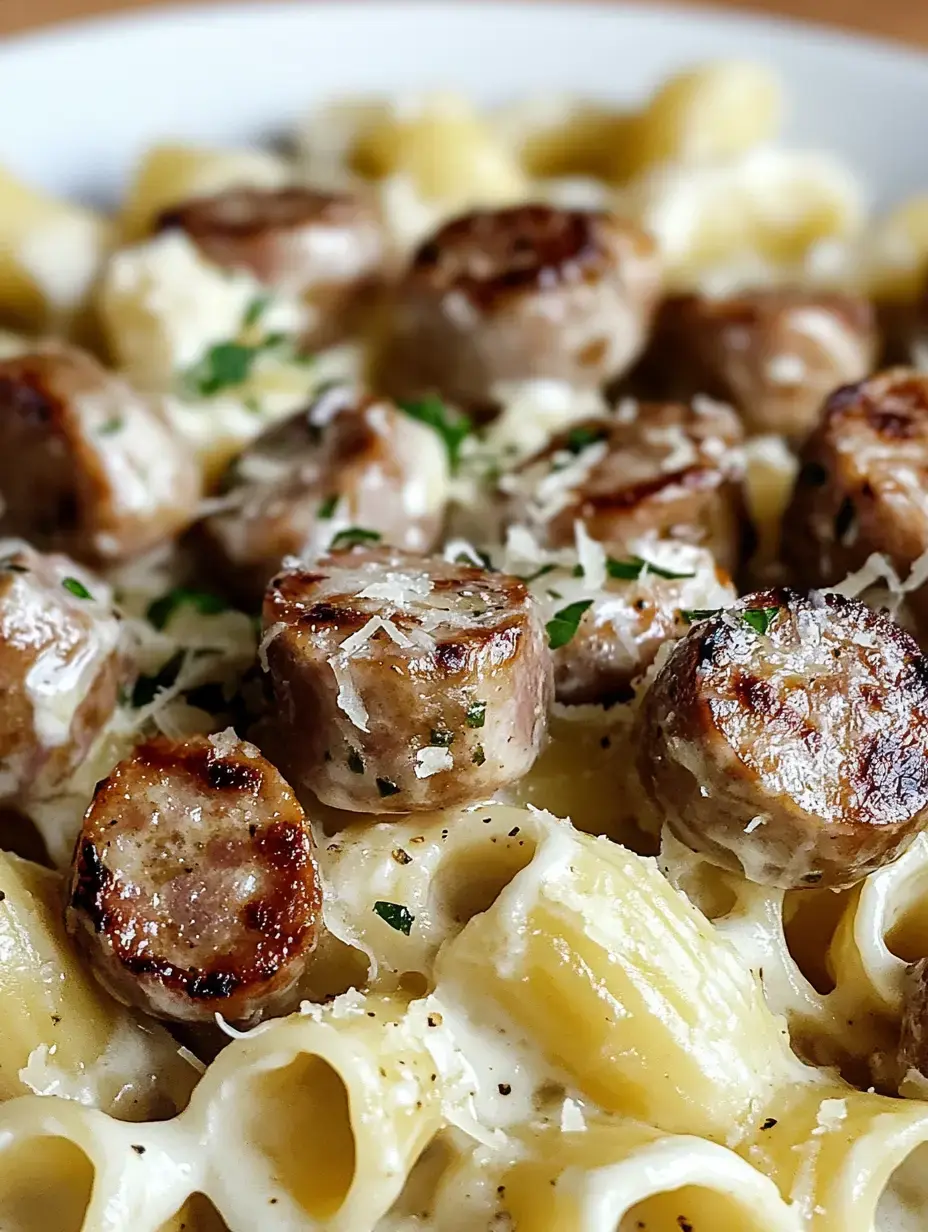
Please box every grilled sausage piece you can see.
[504,398,748,572]
[262,546,552,812]
[157,186,384,348]
[379,205,660,417]
[66,731,321,1025]
[784,370,928,633]
[0,343,201,565]
[899,958,928,1082]
[636,589,928,890]
[0,545,125,802]
[641,289,876,441]
[198,387,450,604]
[532,541,736,706]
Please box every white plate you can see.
[1,1,928,210]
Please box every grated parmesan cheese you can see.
[415,746,454,778]
[331,656,370,731]
[258,621,287,672]
[339,615,412,655]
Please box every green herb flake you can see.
[472,745,486,766]
[399,396,472,473]
[546,599,593,649]
[430,728,454,748]
[376,777,401,798]
[373,900,414,934]
[184,342,257,397]
[681,608,722,624]
[522,563,557,584]
[741,606,781,636]
[131,650,186,708]
[317,494,339,520]
[465,702,486,729]
[146,588,228,631]
[243,395,263,415]
[243,296,269,328]
[607,555,696,582]
[565,425,607,455]
[62,576,93,600]
[98,417,123,436]
[331,527,382,550]
[347,748,365,774]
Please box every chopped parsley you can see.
[465,701,486,729]
[430,728,454,747]
[317,494,339,521]
[330,527,382,550]
[741,606,781,636]
[243,296,269,328]
[98,417,123,435]
[373,900,414,935]
[146,587,228,630]
[565,425,607,455]
[62,576,93,600]
[472,745,486,766]
[376,777,400,798]
[347,749,365,775]
[520,563,557,584]
[183,342,257,396]
[606,555,695,581]
[399,396,472,473]
[546,599,593,649]
[130,650,185,708]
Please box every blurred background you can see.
[0,0,927,46]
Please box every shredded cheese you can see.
[415,746,454,778]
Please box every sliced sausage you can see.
[530,540,736,706]
[157,186,384,348]
[0,342,201,565]
[635,588,928,889]
[783,370,928,632]
[197,386,450,604]
[899,958,928,1081]
[503,398,748,573]
[378,205,660,417]
[639,289,876,440]
[65,731,321,1025]
[262,546,551,812]
[0,544,125,802]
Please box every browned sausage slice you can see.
[503,399,748,572]
[784,369,928,632]
[0,545,125,802]
[0,343,201,565]
[65,731,321,1025]
[378,205,661,417]
[635,588,928,889]
[157,186,384,348]
[262,546,551,812]
[198,387,449,604]
[640,289,876,440]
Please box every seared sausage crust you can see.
[784,370,928,632]
[262,546,551,812]
[0,545,125,802]
[636,588,928,889]
[505,399,748,572]
[198,388,449,604]
[0,343,200,565]
[157,186,384,347]
[65,732,321,1025]
[379,205,660,416]
[640,289,876,440]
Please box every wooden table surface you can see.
[2,0,928,48]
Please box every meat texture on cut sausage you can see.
[65,731,322,1025]
[378,204,661,417]
[637,288,876,441]
[261,545,552,812]
[784,369,928,634]
[636,588,928,890]
[157,185,385,348]
[0,342,201,565]
[197,385,450,604]
[503,397,749,573]
[0,544,125,803]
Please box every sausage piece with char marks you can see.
[379,205,660,417]
[0,342,200,565]
[262,546,551,812]
[157,186,384,348]
[198,387,449,604]
[640,289,876,441]
[504,398,748,573]
[784,370,928,634]
[636,589,928,889]
[65,731,321,1025]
